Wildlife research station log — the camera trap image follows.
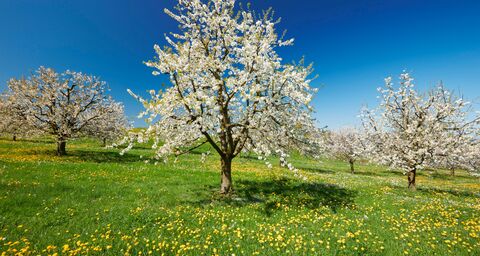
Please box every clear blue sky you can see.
[1,0,479,128]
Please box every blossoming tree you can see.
[84,102,130,146]
[5,66,122,155]
[127,0,318,194]
[432,123,479,176]
[361,72,479,190]
[464,142,480,177]
[325,128,368,174]
[0,93,32,141]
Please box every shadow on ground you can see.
[388,181,480,198]
[353,171,385,177]
[0,138,54,144]
[197,177,356,215]
[417,187,480,198]
[428,171,457,180]
[69,150,143,163]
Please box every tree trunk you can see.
[407,168,416,191]
[57,139,67,156]
[12,135,16,141]
[349,159,355,174]
[220,157,233,194]
[102,138,107,147]
[450,168,455,176]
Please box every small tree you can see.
[5,67,119,155]
[433,128,478,176]
[84,102,130,146]
[326,128,367,174]
[125,0,318,194]
[464,142,480,177]
[361,72,478,190]
[0,93,32,141]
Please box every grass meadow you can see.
[0,138,479,255]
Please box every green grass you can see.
[0,138,479,255]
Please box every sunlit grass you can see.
[0,138,479,255]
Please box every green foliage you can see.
[0,138,479,255]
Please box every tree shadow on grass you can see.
[353,171,385,177]
[67,150,143,163]
[298,166,335,174]
[297,164,384,177]
[197,177,357,216]
[417,187,480,198]
[13,147,143,164]
[388,182,480,199]
[428,171,456,180]
[0,138,55,144]
[238,154,261,161]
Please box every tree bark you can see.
[349,159,355,174]
[407,168,416,191]
[220,157,233,194]
[57,139,67,156]
[102,138,107,147]
[12,135,16,141]
[450,168,455,176]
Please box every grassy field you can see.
[0,138,479,255]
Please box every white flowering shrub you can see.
[124,0,320,193]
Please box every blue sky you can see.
[1,0,479,128]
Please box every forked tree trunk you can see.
[407,168,417,191]
[349,159,355,174]
[220,157,233,194]
[57,139,67,156]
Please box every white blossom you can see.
[361,72,480,189]
[325,127,369,174]
[84,102,130,146]
[3,66,125,155]
[123,0,320,193]
[0,93,34,140]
